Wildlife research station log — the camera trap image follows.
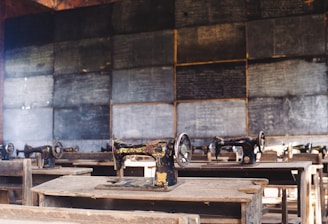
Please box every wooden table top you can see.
[31,166,93,175]
[31,176,268,203]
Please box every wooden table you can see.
[31,176,268,224]
[177,161,312,224]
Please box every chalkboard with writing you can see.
[54,72,111,107]
[175,0,246,28]
[54,106,109,140]
[54,4,113,41]
[248,95,328,136]
[177,100,246,138]
[4,12,53,50]
[3,108,53,141]
[112,0,174,34]
[177,23,246,64]
[247,0,327,20]
[54,37,112,75]
[5,44,54,78]
[113,30,174,69]
[112,66,174,103]
[176,62,246,100]
[112,103,174,139]
[248,57,327,97]
[4,76,53,109]
[248,15,325,59]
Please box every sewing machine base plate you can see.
[95,177,184,192]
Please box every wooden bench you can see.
[0,204,200,224]
[0,159,33,205]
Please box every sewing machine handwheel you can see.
[5,143,14,155]
[257,131,265,153]
[175,132,192,167]
[52,141,64,159]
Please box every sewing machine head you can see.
[211,131,265,164]
[0,143,14,160]
[112,133,192,187]
[16,142,64,168]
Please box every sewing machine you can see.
[112,133,192,188]
[0,143,14,160]
[54,141,79,152]
[293,143,327,158]
[16,142,64,168]
[210,131,265,164]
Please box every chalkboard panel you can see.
[248,15,325,59]
[54,37,112,75]
[113,30,174,69]
[4,12,53,50]
[54,4,112,41]
[176,62,246,100]
[247,0,327,20]
[177,100,246,138]
[175,0,246,28]
[5,44,54,78]
[112,66,174,103]
[54,106,109,140]
[112,0,174,34]
[54,72,111,107]
[248,57,327,97]
[3,108,53,141]
[177,23,246,64]
[4,76,53,109]
[248,95,328,136]
[112,104,174,139]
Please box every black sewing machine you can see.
[54,141,79,152]
[112,133,192,187]
[211,131,265,164]
[293,143,327,158]
[0,143,14,160]
[16,142,64,168]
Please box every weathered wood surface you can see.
[0,159,33,206]
[31,176,266,224]
[32,167,93,176]
[0,204,200,224]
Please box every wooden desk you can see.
[31,176,268,224]
[177,161,312,224]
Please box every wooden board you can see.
[177,23,246,63]
[175,0,246,28]
[54,4,113,41]
[54,38,112,75]
[3,108,53,141]
[5,44,54,78]
[112,0,174,34]
[248,14,325,59]
[248,57,327,97]
[4,76,53,109]
[54,72,111,107]
[54,106,109,140]
[112,66,174,103]
[248,95,328,136]
[112,103,174,139]
[113,30,174,69]
[176,62,246,100]
[4,12,53,50]
[177,100,246,138]
[246,0,326,20]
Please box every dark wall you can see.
[3,0,328,151]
